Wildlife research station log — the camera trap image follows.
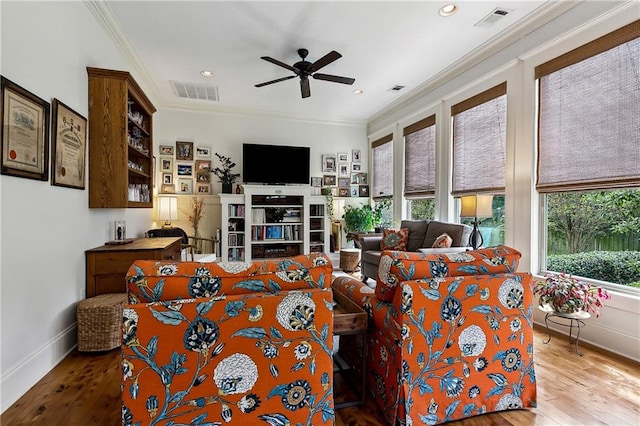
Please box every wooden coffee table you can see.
[333,289,368,408]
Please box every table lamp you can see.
[460,194,493,250]
[157,196,179,228]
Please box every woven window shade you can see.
[404,115,436,197]
[372,134,393,200]
[452,83,507,195]
[536,24,640,192]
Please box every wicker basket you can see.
[77,293,127,352]
[340,248,361,272]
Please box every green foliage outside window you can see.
[545,189,640,288]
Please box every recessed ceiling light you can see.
[352,89,364,95]
[439,4,457,17]
[200,70,214,77]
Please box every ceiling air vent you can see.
[388,85,405,93]
[474,8,512,29]
[170,81,219,101]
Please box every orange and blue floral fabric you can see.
[375,245,521,302]
[333,245,537,425]
[122,288,335,425]
[126,252,332,303]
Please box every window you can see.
[404,115,436,220]
[371,134,393,200]
[536,22,640,290]
[451,83,507,246]
[409,199,435,220]
[451,83,506,195]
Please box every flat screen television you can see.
[242,143,310,185]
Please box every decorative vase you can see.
[222,183,233,194]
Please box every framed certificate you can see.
[1,76,50,180]
[51,99,87,189]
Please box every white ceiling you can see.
[102,1,555,123]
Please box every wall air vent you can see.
[170,81,219,101]
[474,8,512,28]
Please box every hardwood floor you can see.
[2,326,638,426]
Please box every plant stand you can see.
[539,304,591,356]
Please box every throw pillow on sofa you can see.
[380,228,409,250]
[432,232,453,248]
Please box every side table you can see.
[333,289,367,408]
[340,248,361,272]
[539,304,591,356]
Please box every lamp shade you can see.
[157,196,179,225]
[460,194,493,219]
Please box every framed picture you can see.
[359,185,370,197]
[350,185,359,197]
[161,184,175,193]
[352,149,361,162]
[311,176,322,187]
[338,152,349,162]
[350,173,359,184]
[196,183,211,194]
[195,159,211,182]
[176,141,193,161]
[1,76,50,180]
[160,156,173,172]
[50,98,86,189]
[338,187,350,197]
[177,163,193,176]
[352,162,362,172]
[162,173,173,184]
[178,178,193,194]
[338,162,350,177]
[159,145,174,155]
[323,174,336,186]
[322,154,336,173]
[357,172,368,185]
[196,145,211,157]
[338,177,350,187]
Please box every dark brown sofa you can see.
[358,219,472,281]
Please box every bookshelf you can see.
[214,186,329,261]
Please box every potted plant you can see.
[533,272,611,317]
[343,203,374,243]
[372,199,392,233]
[212,153,240,193]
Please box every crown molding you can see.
[84,0,366,128]
[161,101,367,127]
[367,0,580,124]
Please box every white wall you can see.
[0,1,156,412]
[0,2,367,412]
[367,1,640,361]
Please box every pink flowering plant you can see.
[534,272,611,317]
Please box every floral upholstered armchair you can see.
[122,253,335,426]
[333,245,537,425]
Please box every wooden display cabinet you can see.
[87,67,156,208]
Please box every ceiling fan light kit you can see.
[255,48,355,98]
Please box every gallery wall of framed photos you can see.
[159,141,212,195]
[314,149,368,198]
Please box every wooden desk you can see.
[85,237,182,298]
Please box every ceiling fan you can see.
[255,48,355,98]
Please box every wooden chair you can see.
[146,228,217,261]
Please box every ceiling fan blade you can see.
[301,78,310,98]
[312,73,355,85]
[309,50,341,72]
[260,56,298,73]
[255,75,296,87]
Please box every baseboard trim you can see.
[1,324,77,413]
